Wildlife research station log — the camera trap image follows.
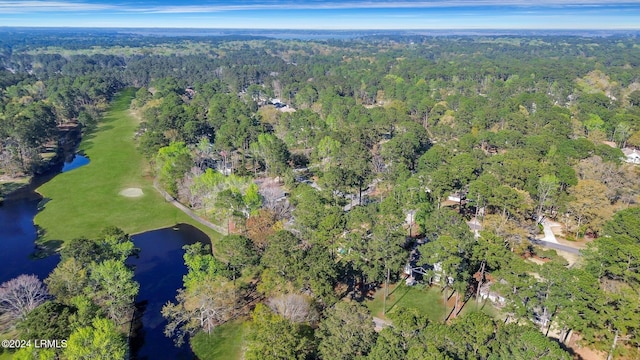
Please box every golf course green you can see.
[34,89,221,245]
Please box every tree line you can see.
[0,227,138,359]
[2,31,640,359]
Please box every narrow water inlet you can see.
[61,153,90,173]
[127,224,210,360]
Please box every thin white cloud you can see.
[1,0,638,15]
[142,1,640,14]
[0,1,115,13]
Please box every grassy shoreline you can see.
[34,89,221,245]
[0,177,30,201]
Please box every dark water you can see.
[0,154,89,284]
[0,197,60,283]
[61,153,90,172]
[128,224,210,360]
[0,159,208,360]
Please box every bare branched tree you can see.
[259,180,284,209]
[0,274,48,323]
[577,156,639,206]
[162,278,238,346]
[258,178,292,220]
[267,293,316,324]
[371,153,387,174]
[177,167,202,207]
[0,145,22,177]
[271,199,293,220]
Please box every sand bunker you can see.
[119,187,143,197]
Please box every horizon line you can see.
[2,26,640,31]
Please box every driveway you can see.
[538,219,559,244]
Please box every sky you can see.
[0,1,640,30]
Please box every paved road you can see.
[528,238,582,255]
[467,219,582,256]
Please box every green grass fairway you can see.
[191,321,246,360]
[34,89,220,244]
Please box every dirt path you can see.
[153,181,228,236]
[567,335,607,360]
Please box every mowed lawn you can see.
[35,89,220,244]
[367,282,499,323]
[367,283,447,322]
[191,321,246,360]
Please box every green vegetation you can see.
[0,178,29,201]
[191,321,246,360]
[3,30,640,359]
[34,90,220,244]
[1,227,138,360]
[244,303,316,360]
[367,284,446,322]
[317,302,378,360]
[162,243,240,346]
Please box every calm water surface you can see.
[61,153,90,172]
[128,224,209,360]
[0,197,59,282]
[0,153,89,283]
[0,155,205,359]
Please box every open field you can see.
[191,321,246,360]
[34,89,221,245]
[367,282,498,323]
[366,283,448,322]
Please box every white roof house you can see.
[622,148,640,164]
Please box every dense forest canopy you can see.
[1,30,640,360]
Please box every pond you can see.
[0,195,60,283]
[0,153,90,283]
[128,224,209,360]
[0,158,206,359]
